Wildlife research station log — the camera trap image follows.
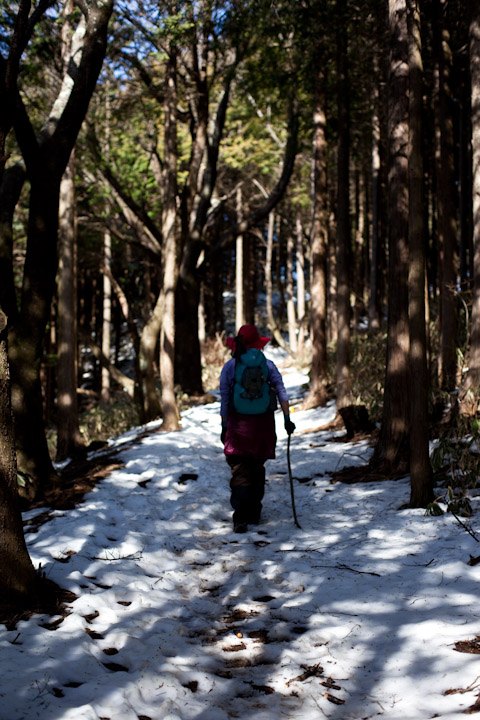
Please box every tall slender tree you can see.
[159,27,180,431]
[0,307,37,607]
[56,1,85,460]
[56,153,84,460]
[4,0,113,495]
[407,0,433,506]
[286,223,297,353]
[369,57,383,331]
[434,0,459,391]
[0,0,51,605]
[467,2,480,391]
[369,0,411,476]
[335,0,353,410]
[296,209,306,355]
[304,18,328,409]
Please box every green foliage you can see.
[425,501,445,517]
[430,411,480,491]
[16,469,35,502]
[425,487,473,518]
[222,102,286,177]
[427,400,480,520]
[45,392,140,460]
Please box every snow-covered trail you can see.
[2,362,480,720]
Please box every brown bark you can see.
[244,232,256,326]
[434,0,458,391]
[265,212,281,346]
[370,0,410,476]
[8,0,114,495]
[407,0,433,507]
[304,63,328,409]
[235,186,245,331]
[139,299,163,422]
[467,4,480,389]
[354,167,368,327]
[296,211,306,356]
[101,228,112,405]
[335,0,352,410]
[286,226,297,353]
[159,42,180,431]
[9,183,63,489]
[101,89,112,406]
[0,309,37,606]
[56,153,84,461]
[369,63,382,331]
[0,165,25,323]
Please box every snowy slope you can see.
[2,359,480,720]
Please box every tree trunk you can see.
[407,0,433,507]
[370,0,410,476]
[458,51,473,289]
[0,164,25,322]
[335,0,352,410]
[286,227,297,353]
[244,232,256,325]
[175,275,204,395]
[467,1,480,390]
[101,228,112,405]
[235,186,245,331]
[139,298,163,422]
[304,63,328,409]
[296,211,306,356]
[369,65,382,331]
[100,262,147,417]
[434,0,458,391]
[159,42,179,431]
[8,0,114,495]
[462,6,480,393]
[56,153,84,461]
[265,212,277,336]
[0,308,37,607]
[10,182,62,492]
[101,85,112,406]
[353,166,367,327]
[264,212,287,349]
[328,196,338,345]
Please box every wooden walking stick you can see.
[287,433,301,529]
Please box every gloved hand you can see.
[221,421,227,444]
[284,416,295,435]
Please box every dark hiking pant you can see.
[226,455,266,525]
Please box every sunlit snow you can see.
[2,355,480,719]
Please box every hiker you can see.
[219,324,295,533]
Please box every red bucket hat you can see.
[226,324,270,354]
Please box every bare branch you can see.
[247,93,284,149]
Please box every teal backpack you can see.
[232,348,276,415]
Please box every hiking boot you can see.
[233,522,248,534]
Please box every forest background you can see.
[2,0,480,610]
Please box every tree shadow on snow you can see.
[4,423,478,719]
